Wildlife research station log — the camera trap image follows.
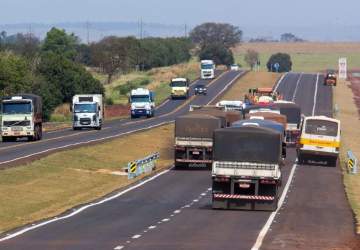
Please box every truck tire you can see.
[95,126,102,130]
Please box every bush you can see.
[105,97,114,105]
[267,53,292,72]
[116,77,151,95]
[199,44,234,65]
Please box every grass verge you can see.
[234,42,360,72]
[333,80,360,233]
[0,124,174,232]
[93,60,199,105]
[221,71,281,100]
[0,71,279,233]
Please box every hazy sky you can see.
[1,0,359,27]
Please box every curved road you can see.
[0,72,358,250]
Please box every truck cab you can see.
[200,60,215,80]
[170,78,189,99]
[130,88,155,118]
[1,94,43,142]
[72,94,103,130]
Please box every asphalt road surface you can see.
[0,70,243,168]
[0,72,358,250]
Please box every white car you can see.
[230,64,239,71]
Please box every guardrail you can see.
[347,150,358,174]
[127,152,160,179]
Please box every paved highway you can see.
[0,72,357,250]
[0,70,244,168]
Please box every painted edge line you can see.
[251,163,298,250]
[207,71,247,105]
[312,73,320,116]
[0,121,172,166]
[273,73,287,92]
[0,165,172,242]
[291,73,303,102]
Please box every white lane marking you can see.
[0,121,172,166]
[0,167,171,242]
[114,246,124,250]
[162,218,170,222]
[148,225,156,229]
[208,188,212,191]
[291,73,303,102]
[174,210,181,214]
[251,163,298,250]
[201,193,206,196]
[132,235,141,239]
[273,73,287,92]
[312,73,320,116]
[193,199,199,202]
[206,71,247,105]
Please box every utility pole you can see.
[86,21,90,44]
[184,23,187,37]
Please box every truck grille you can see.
[215,161,277,170]
[3,120,30,127]
[80,118,91,125]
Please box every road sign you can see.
[127,152,160,179]
[339,57,347,79]
[274,63,280,72]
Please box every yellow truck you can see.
[170,78,189,99]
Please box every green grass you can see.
[154,83,171,105]
[0,124,174,232]
[235,52,360,73]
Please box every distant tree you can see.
[0,52,34,96]
[267,53,292,72]
[244,49,259,70]
[198,44,234,65]
[280,33,304,42]
[42,27,79,60]
[90,36,139,83]
[75,43,92,65]
[190,22,242,49]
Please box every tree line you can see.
[0,22,244,120]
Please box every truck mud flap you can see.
[212,194,278,211]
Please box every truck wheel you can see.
[2,137,8,142]
[38,125,43,140]
[95,126,102,130]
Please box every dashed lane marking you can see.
[251,163,298,250]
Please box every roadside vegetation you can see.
[234,42,360,72]
[333,79,360,233]
[0,71,279,233]
[0,124,174,232]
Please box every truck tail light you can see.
[214,176,230,182]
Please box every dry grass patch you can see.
[0,124,174,232]
[221,71,281,101]
[234,42,360,72]
[334,80,360,232]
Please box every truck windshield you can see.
[305,119,338,137]
[170,81,187,87]
[2,102,32,114]
[131,95,150,103]
[74,103,97,113]
[201,64,214,70]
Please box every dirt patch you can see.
[104,104,129,118]
[234,42,360,54]
[221,71,281,101]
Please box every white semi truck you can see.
[72,94,104,130]
[130,88,155,118]
[1,94,43,142]
[200,60,215,80]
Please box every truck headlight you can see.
[93,115,97,121]
[2,127,8,131]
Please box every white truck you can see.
[130,88,155,118]
[1,94,43,142]
[200,60,215,80]
[72,94,104,130]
